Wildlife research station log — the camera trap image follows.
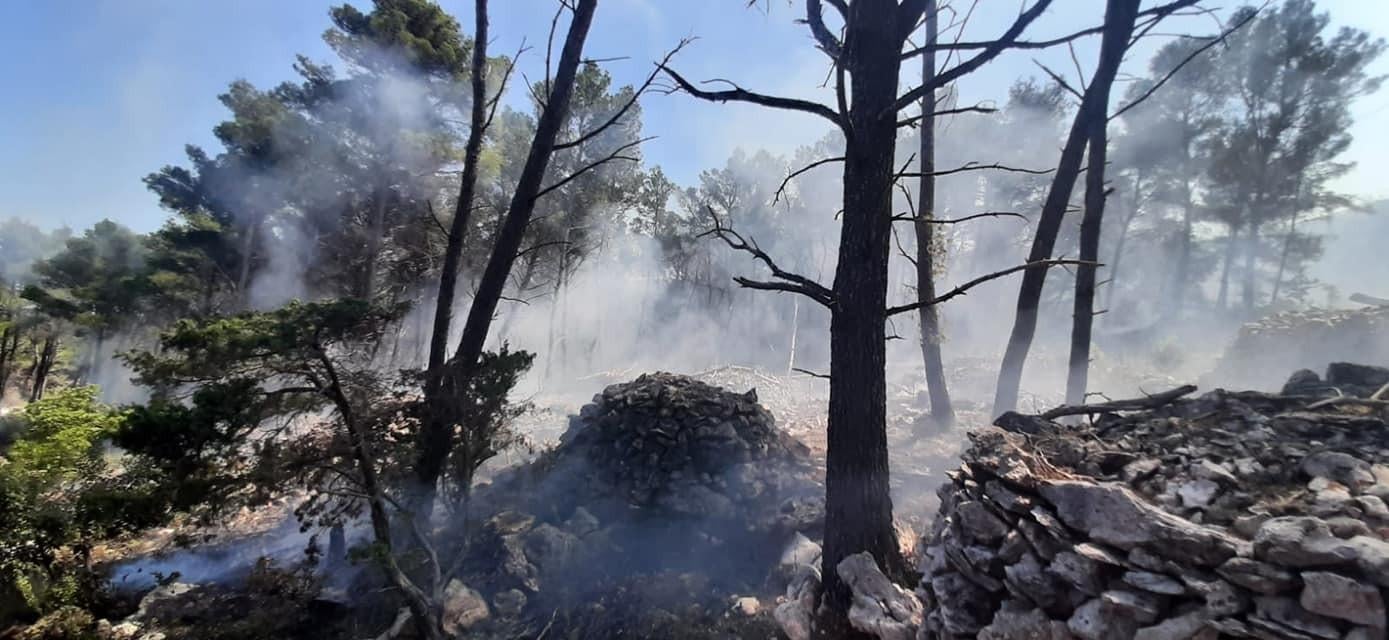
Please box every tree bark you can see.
[1065,114,1109,406]
[29,335,55,403]
[1242,216,1260,314]
[993,0,1139,416]
[1269,212,1297,307]
[360,185,390,299]
[819,1,907,633]
[1103,170,1140,312]
[913,0,954,430]
[416,0,598,514]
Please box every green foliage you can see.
[0,388,133,618]
[327,0,470,76]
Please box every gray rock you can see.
[1346,627,1388,640]
[998,530,1033,564]
[1193,460,1240,486]
[1252,517,1358,567]
[1101,589,1165,624]
[837,552,923,640]
[1178,479,1221,508]
[1067,597,1137,640]
[1358,495,1389,520]
[1301,451,1375,490]
[957,500,1012,544]
[1050,551,1105,596]
[932,572,993,636]
[1004,553,1065,611]
[1253,596,1341,640]
[1039,481,1240,566]
[1348,535,1389,586]
[1217,558,1298,595]
[1123,458,1162,483]
[1182,575,1249,617]
[1122,571,1187,596]
[441,579,489,636]
[986,480,1035,514]
[978,603,1074,640]
[1299,571,1385,626]
[780,531,822,568]
[1134,612,1217,640]
[1326,516,1372,539]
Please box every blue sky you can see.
[1,0,1385,232]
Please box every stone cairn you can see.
[917,363,1389,640]
[546,371,821,528]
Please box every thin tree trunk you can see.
[914,0,953,430]
[786,296,799,375]
[993,0,1139,416]
[1242,218,1261,313]
[415,0,494,514]
[30,335,55,403]
[820,2,907,633]
[1104,170,1140,312]
[1217,224,1239,311]
[1169,177,1195,318]
[360,186,390,299]
[1065,117,1109,406]
[1269,211,1297,307]
[236,211,261,309]
[416,0,598,515]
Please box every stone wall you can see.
[917,364,1389,640]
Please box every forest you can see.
[0,0,1386,638]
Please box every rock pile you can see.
[917,363,1389,640]
[1208,306,1389,390]
[542,371,821,528]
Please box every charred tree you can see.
[913,0,954,430]
[993,0,1140,416]
[415,0,599,513]
[1065,114,1110,406]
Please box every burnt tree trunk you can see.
[30,335,55,403]
[416,0,598,513]
[1065,116,1110,406]
[1103,170,1141,312]
[913,0,953,430]
[820,1,907,632]
[993,0,1138,416]
[423,0,491,403]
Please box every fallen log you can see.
[1039,384,1198,420]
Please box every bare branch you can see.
[897,103,997,128]
[774,156,845,204]
[792,367,830,380]
[700,207,834,307]
[897,161,1053,180]
[891,0,1054,114]
[1034,60,1084,100]
[1039,384,1198,419]
[803,0,842,59]
[660,64,844,129]
[1110,8,1258,120]
[554,40,691,151]
[885,259,1096,316]
[535,136,652,199]
[892,211,1027,224]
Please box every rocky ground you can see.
[910,362,1389,640]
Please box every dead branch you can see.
[1039,384,1199,419]
[890,0,1054,114]
[1350,292,1389,306]
[1034,60,1084,100]
[535,136,652,199]
[659,65,843,128]
[885,259,1095,316]
[792,367,830,380]
[774,156,845,204]
[803,0,842,59]
[897,103,998,128]
[891,211,1027,224]
[701,207,834,307]
[896,161,1053,180]
[554,40,691,151]
[1110,7,1257,120]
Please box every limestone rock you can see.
[1298,570,1385,627]
[838,552,922,640]
[1039,481,1239,566]
[441,579,489,636]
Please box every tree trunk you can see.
[360,186,390,299]
[913,0,953,430]
[236,211,261,309]
[1065,117,1109,406]
[1241,218,1260,314]
[1103,170,1140,312]
[1215,225,1237,311]
[993,0,1139,416]
[819,2,906,633]
[1269,210,1298,307]
[416,0,598,514]
[30,335,55,403]
[0,326,15,395]
[1169,177,1195,318]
